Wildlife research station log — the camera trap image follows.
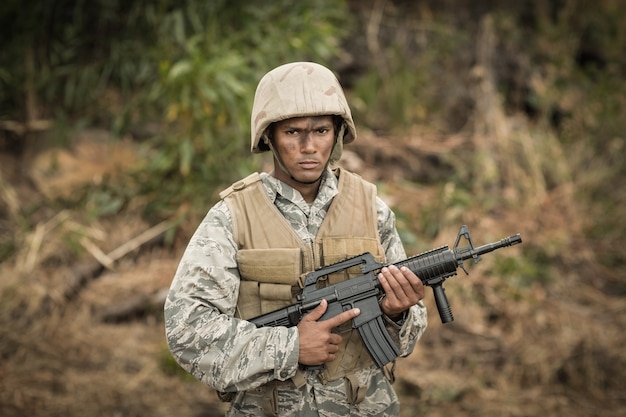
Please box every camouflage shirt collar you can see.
[260,168,338,209]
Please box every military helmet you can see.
[250,62,357,153]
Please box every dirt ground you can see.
[1,130,624,417]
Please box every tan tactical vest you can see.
[219,168,385,382]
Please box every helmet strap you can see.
[264,134,323,185]
[329,122,346,166]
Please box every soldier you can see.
[165,62,428,416]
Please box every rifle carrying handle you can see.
[432,284,454,323]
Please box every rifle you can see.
[250,225,522,367]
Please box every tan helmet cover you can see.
[250,62,357,153]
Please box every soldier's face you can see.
[270,116,335,186]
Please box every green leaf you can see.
[168,60,193,81]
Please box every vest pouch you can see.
[237,248,302,285]
[237,281,261,320]
[320,329,373,383]
[236,282,297,320]
[260,283,295,314]
[236,248,301,320]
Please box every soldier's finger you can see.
[323,306,360,329]
[303,299,328,321]
[401,267,425,299]
[380,266,407,299]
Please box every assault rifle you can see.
[250,225,522,368]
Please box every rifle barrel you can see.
[457,234,522,262]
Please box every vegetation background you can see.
[1,0,624,416]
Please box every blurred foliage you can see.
[344,0,625,273]
[1,0,624,272]
[0,0,351,218]
[0,0,158,128]
[136,0,351,218]
[348,3,469,133]
[487,0,626,272]
[494,249,554,287]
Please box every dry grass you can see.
[0,244,228,417]
[1,116,624,417]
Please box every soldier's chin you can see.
[293,171,323,185]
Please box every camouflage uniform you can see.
[165,170,428,416]
[164,62,428,416]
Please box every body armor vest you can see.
[219,168,385,382]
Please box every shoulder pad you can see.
[219,172,261,199]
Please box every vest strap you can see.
[383,360,396,384]
[345,372,367,405]
[291,369,307,389]
[261,382,279,417]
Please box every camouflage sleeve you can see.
[164,200,300,392]
[376,197,428,356]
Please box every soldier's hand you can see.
[378,265,424,319]
[296,299,360,366]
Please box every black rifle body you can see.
[250,225,522,367]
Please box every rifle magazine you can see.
[357,316,401,368]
